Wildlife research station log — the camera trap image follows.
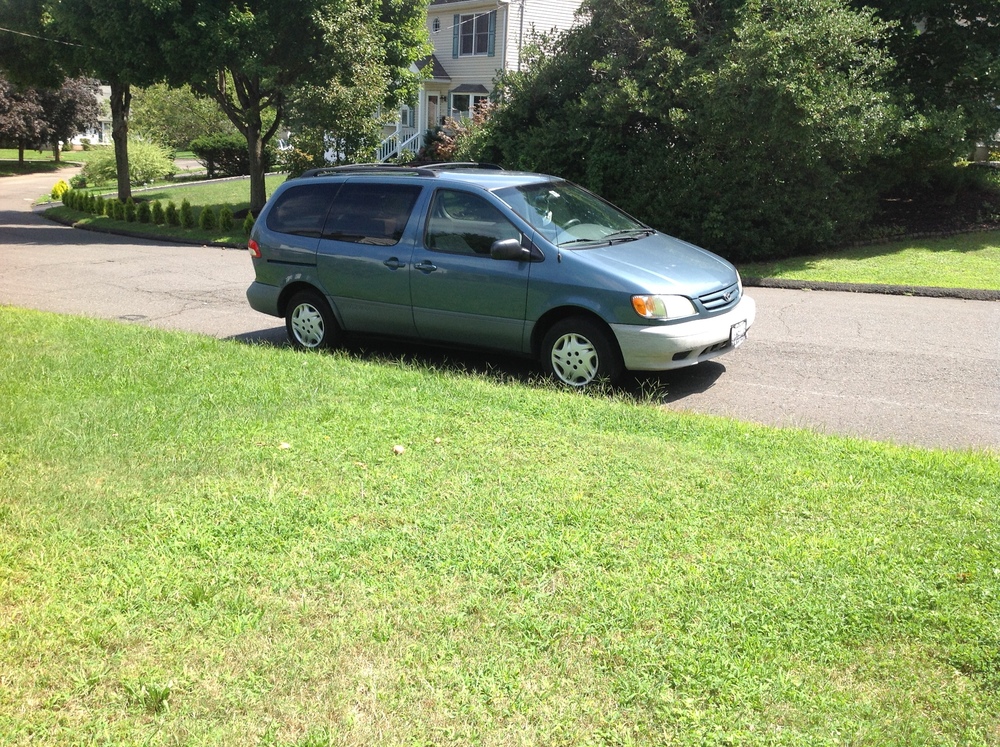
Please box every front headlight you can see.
[631,294,697,320]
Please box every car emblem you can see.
[723,290,734,302]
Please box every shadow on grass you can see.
[227,326,725,404]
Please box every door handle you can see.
[414,261,438,273]
[383,258,406,270]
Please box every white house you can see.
[378,0,584,160]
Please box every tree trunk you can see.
[52,143,61,163]
[108,80,132,202]
[17,138,25,166]
[247,126,266,216]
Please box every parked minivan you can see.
[246,164,755,386]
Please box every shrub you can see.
[165,201,179,226]
[151,200,165,225]
[136,201,151,223]
[51,180,70,200]
[124,197,137,222]
[80,140,176,187]
[190,133,273,178]
[95,196,106,216]
[198,205,217,230]
[242,212,255,236]
[218,206,234,231]
[111,199,126,220]
[276,147,316,178]
[70,173,87,189]
[179,199,195,229]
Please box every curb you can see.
[743,277,1000,302]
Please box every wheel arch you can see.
[530,306,619,360]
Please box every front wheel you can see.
[285,290,338,350]
[541,317,623,387]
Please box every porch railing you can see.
[377,127,424,162]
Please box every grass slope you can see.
[740,231,1000,290]
[1,311,998,746]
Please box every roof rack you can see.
[297,164,439,178]
[421,162,504,171]
[296,162,505,179]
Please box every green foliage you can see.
[197,204,217,230]
[50,179,70,200]
[69,173,86,189]
[242,212,255,236]
[61,188,72,207]
[480,0,900,260]
[179,199,194,229]
[131,83,237,150]
[150,200,164,225]
[136,200,151,224]
[218,206,233,231]
[165,201,179,226]
[190,132,272,178]
[111,199,125,220]
[80,140,176,187]
[275,146,317,177]
[123,197,136,223]
[95,195,105,216]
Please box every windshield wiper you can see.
[603,228,655,243]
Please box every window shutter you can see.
[452,14,460,58]
[487,10,496,57]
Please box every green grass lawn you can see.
[1,309,998,746]
[740,231,1000,290]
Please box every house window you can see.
[450,93,490,121]
[433,17,440,33]
[454,11,495,57]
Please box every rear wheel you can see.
[541,317,623,387]
[285,290,338,350]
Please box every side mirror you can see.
[490,238,528,261]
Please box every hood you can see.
[567,232,739,295]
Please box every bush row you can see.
[60,189,253,235]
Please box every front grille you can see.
[699,282,740,312]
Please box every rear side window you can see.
[322,183,422,246]
[265,183,339,237]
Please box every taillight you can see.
[248,238,261,258]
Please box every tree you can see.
[0,75,45,164]
[130,83,237,150]
[38,77,101,161]
[853,0,1000,149]
[0,0,64,88]
[162,0,430,213]
[45,0,168,201]
[476,0,900,260]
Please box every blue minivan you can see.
[246,164,755,386]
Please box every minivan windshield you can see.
[495,180,650,247]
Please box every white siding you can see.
[425,0,582,87]
[505,0,583,72]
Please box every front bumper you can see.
[610,295,756,371]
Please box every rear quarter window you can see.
[265,184,339,237]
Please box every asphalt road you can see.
[2,170,998,452]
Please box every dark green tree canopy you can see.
[480,0,900,259]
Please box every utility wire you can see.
[0,25,86,47]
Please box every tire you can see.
[541,317,623,387]
[285,290,338,350]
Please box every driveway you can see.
[2,171,998,452]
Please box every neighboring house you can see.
[70,84,112,148]
[378,0,584,161]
